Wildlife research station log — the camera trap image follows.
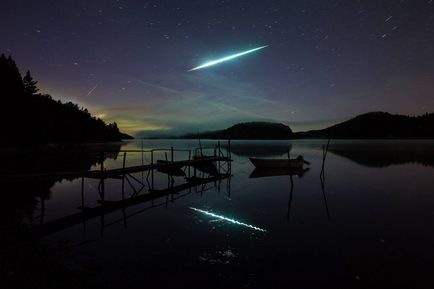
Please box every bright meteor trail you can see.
[188,45,268,71]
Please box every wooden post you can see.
[228,139,232,173]
[81,176,86,230]
[122,152,127,170]
[287,180,294,222]
[287,148,294,222]
[40,197,45,225]
[81,176,85,208]
[320,139,331,222]
[188,150,191,178]
[122,152,127,199]
[122,152,127,228]
[287,149,293,185]
[228,139,231,158]
[100,151,105,202]
[227,175,231,197]
[199,139,203,157]
[320,139,330,177]
[100,151,104,173]
[217,141,221,173]
[141,139,144,166]
[151,150,155,189]
[171,147,174,162]
[151,169,154,190]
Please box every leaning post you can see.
[287,149,293,186]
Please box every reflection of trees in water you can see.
[0,144,122,174]
[328,142,434,168]
[0,144,122,228]
[0,144,122,289]
[0,216,94,289]
[0,179,53,228]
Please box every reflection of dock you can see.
[35,174,230,237]
[249,167,309,178]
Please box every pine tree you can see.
[23,70,39,95]
[0,54,24,97]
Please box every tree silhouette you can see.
[23,70,39,95]
[0,54,132,146]
[0,54,24,99]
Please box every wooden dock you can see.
[2,142,233,237]
[0,156,231,180]
[7,142,234,236]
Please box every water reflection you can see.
[249,167,309,178]
[0,144,123,289]
[328,141,434,168]
[224,142,292,157]
[36,168,231,236]
[0,144,122,228]
[320,141,331,222]
[190,207,267,232]
[2,140,434,289]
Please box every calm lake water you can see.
[2,139,434,289]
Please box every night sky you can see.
[2,0,434,136]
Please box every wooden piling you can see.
[122,152,127,199]
[171,147,174,162]
[287,149,294,186]
[141,139,144,166]
[217,141,221,172]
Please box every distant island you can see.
[180,112,434,140]
[182,122,293,140]
[294,112,434,139]
[0,54,132,146]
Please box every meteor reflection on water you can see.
[190,207,267,232]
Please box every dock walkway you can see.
[0,156,231,180]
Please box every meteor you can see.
[188,45,268,71]
[85,82,99,97]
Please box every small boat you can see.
[249,155,308,169]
